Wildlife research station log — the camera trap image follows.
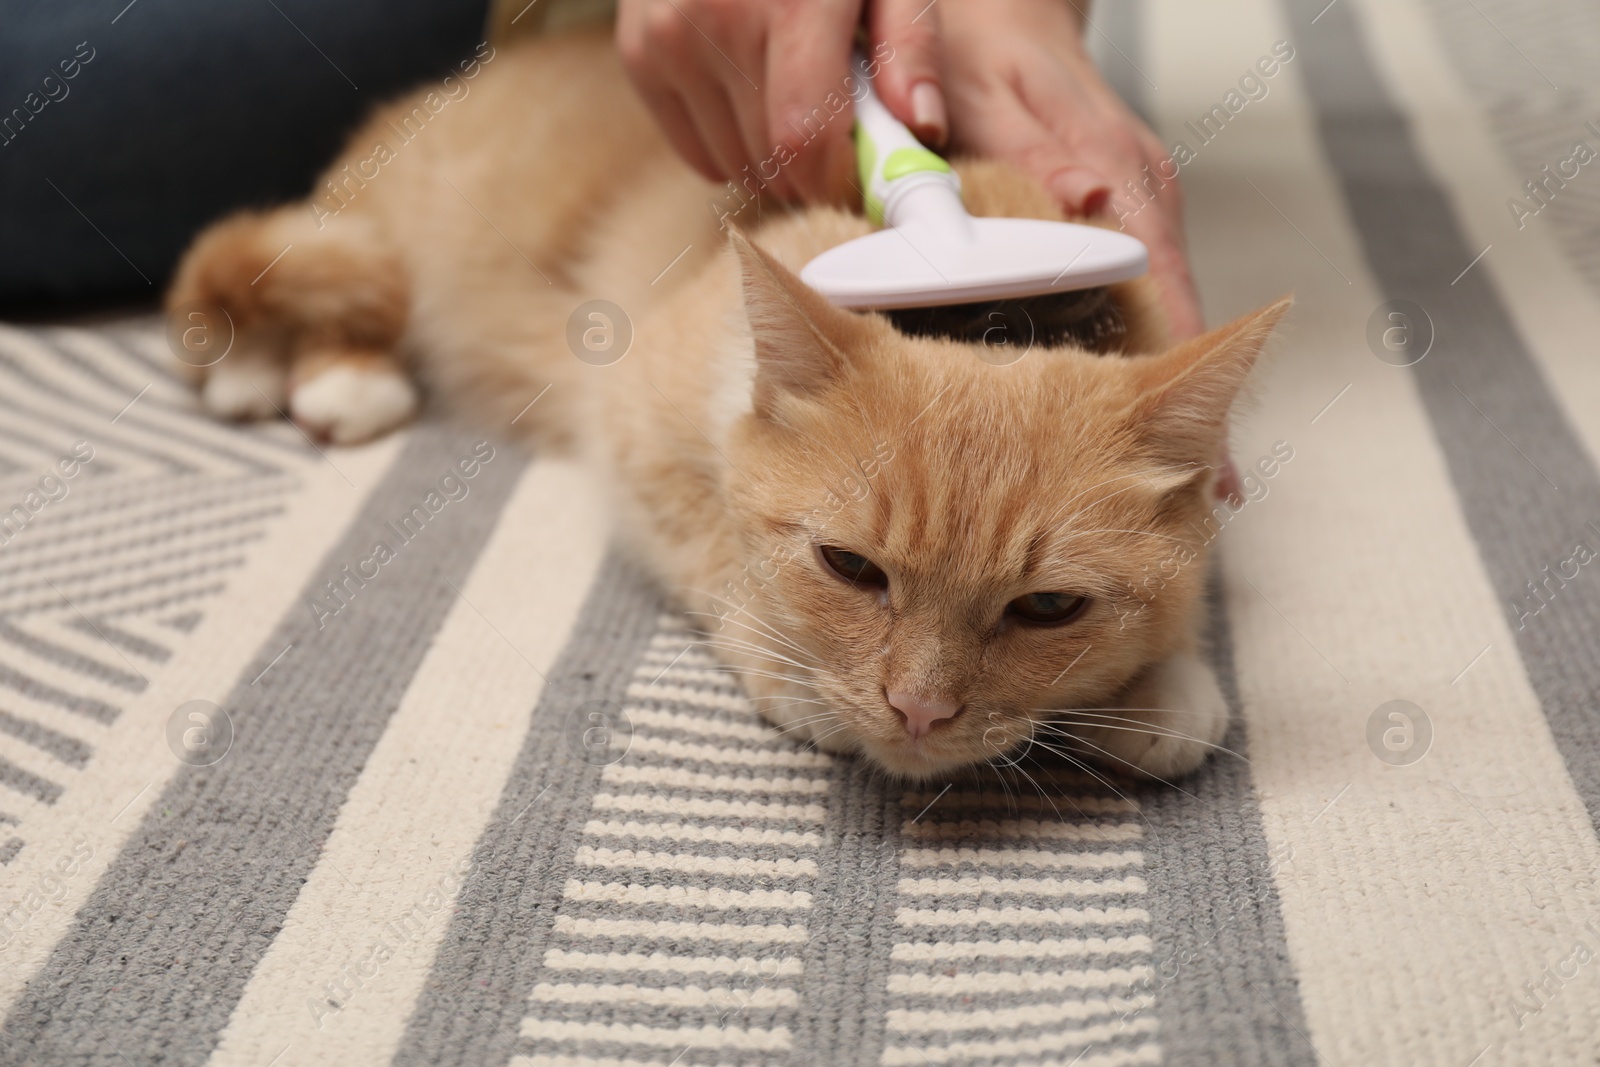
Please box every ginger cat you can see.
[167,28,1288,782]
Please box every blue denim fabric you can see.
[0,0,491,309]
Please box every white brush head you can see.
[800,212,1149,310]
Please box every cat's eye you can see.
[1008,592,1090,626]
[816,544,888,588]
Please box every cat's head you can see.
[717,231,1288,780]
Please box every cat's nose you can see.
[886,690,961,739]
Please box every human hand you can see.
[616,0,948,206]
[937,0,1204,342]
[936,0,1234,499]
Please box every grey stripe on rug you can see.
[0,426,523,1067]
[787,734,901,1067]
[1127,580,1316,1067]
[1098,6,1317,1063]
[1285,0,1600,833]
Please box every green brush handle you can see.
[850,51,959,225]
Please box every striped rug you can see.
[3,0,1600,1063]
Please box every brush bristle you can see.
[881,288,1127,353]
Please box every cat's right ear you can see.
[729,230,870,418]
[1124,296,1291,487]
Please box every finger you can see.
[1147,238,1205,340]
[649,88,727,184]
[975,97,1201,337]
[765,0,861,205]
[965,92,1113,217]
[672,69,760,188]
[866,0,947,147]
[677,11,791,200]
[717,32,797,201]
[1116,204,1205,340]
[1000,66,1204,337]
[1049,166,1113,217]
[616,1,727,183]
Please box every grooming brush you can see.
[799,53,1147,351]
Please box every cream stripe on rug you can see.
[203,457,606,1067]
[1146,1,1600,1064]
[0,434,400,1013]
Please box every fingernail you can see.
[910,81,947,147]
[1048,167,1113,217]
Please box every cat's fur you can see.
[167,28,1288,781]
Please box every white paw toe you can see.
[202,358,286,421]
[290,364,418,445]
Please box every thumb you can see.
[866,0,946,148]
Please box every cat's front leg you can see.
[167,206,418,445]
[1069,649,1230,780]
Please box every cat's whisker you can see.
[765,716,844,747]
[700,644,815,677]
[1030,705,1221,720]
[802,721,854,752]
[740,689,828,703]
[700,633,818,673]
[1043,462,1205,529]
[1012,736,1162,835]
[711,663,812,686]
[1034,715,1246,762]
[742,697,832,713]
[983,757,1019,811]
[765,709,837,731]
[698,598,813,653]
[1022,735,1138,790]
[1051,479,1156,535]
[1006,726,1139,819]
[746,699,831,718]
[1055,527,1196,548]
[699,635,816,671]
[1031,732,1201,802]
[742,693,829,707]
[1037,716,1233,754]
[671,585,813,647]
[1002,753,1068,821]
[1029,716,1220,749]
[681,606,821,664]
[701,631,809,660]
[736,697,825,713]
[702,651,815,686]
[708,622,821,670]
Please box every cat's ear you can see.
[729,229,870,417]
[1127,296,1291,485]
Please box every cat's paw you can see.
[201,352,287,422]
[289,359,419,445]
[1075,651,1229,779]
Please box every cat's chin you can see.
[855,738,989,782]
